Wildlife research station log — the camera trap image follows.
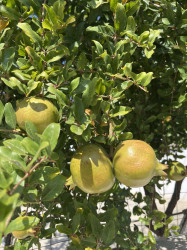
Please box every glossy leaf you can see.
[4,103,16,129]
[88,213,102,238]
[42,123,60,151]
[0,101,4,125]
[48,86,68,107]
[17,23,42,45]
[110,106,132,117]
[82,77,98,107]
[115,3,127,34]
[5,216,40,235]
[1,47,15,72]
[101,220,115,244]
[42,175,66,201]
[21,137,39,156]
[3,139,27,155]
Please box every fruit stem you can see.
[65,176,76,190]
[154,161,168,177]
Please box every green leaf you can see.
[45,45,69,63]
[0,146,26,170]
[94,135,106,144]
[25,46,43,71]
[92,40,103,55]
[48,86,68,107]
[82,77,98,107]
[25,121,40,143]
[5,216,40,235]
[17,23,42,45]
[114,119,127,133]
[74,96,86,123]
[26,141,49,171]
[77,52,88,70]
[70,77,80,94]
[101,220,115,245]
[0,192,20,234]
[126,16,136,33]
[165,216,173,225]
[29,166,60,184]
[42,123,60,151]
[21,137,39,156]
[153,222,163,230]
[0,5,20,20]
[88,213,102,238]
[148,231,156,244]
[4,103,16,129]
[82,235,97,248]
[125,0,140,17]
[139,31,149,44]
[0,101,4,125]
[0,169,13,189]
[144,47,155,59]
[3,139,27,155]
[56,224,72,235]
[1,47,15,72]
[165,1,175,24]
[119,132,133,140]
[110,106,132,117]
[53,0,66,21]
[137,72,153,86]
[72,212,81,234]
[115,3,127,34]
[42,175,66,201]
[122,63,136,80]
[110,0,118,12]
[148,29,160,43]
[27,81,42,97]
[70,124,84,135]
[42,3,61,31]
[2,77,27,94]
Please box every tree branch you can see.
[9,156,47,195]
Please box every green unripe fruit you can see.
[16,97,59,134]
[113,140,168,188]
[167,162,186,181]
[66,144,115,194]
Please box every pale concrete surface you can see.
[156,235,187,250]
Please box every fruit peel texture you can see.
[69,144,115,194]
[113,140,167,188]
[16,97,59,134]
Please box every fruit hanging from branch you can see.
[167,161,187,181]
[66,144,115,194]
[16,97,59,134]
[113,140,168,188]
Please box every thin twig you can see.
[134,82,149,93]
[0,129,24,134]
[10,156,47,195]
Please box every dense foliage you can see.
[0,0,186,249]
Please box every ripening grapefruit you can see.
[66,144,115,194]
[16,97,59,134]
[113,140,168,188]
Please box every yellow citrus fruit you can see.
[167,162,186,181]
[16,97,59,134]
[113,140,168,188]
[66,144,115,194]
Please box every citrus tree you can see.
[0,0,186,249]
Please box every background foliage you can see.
[0,0,186,249]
